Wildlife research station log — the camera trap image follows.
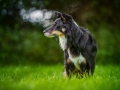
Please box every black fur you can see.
[43,11,97,77]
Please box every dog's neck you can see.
[58,20,81,51]
[59,36,67,51]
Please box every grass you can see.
[0,64,120,90]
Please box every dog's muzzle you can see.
[43,30,55,37]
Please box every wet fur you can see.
[43,11,97,78]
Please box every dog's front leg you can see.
[63,50,74,78]
[63,49,69,78]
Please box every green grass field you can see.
[0,64,120,90]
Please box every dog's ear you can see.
[55,11,72,23]
[62,13,72,23]
[55,11,62,18]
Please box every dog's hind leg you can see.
[85,58,95,76]
[90,58,96,75]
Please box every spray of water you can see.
[20,8,54,27]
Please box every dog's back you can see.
[80,26,97,75]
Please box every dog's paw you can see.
[63,71,68,78]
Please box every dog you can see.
[43,11,97,78]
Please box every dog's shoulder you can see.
[79,26,89,34]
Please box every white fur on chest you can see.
[68,49,85,70]
[59,36,67,50]
[58,36,85,70]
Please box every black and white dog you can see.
[43,11,97,78]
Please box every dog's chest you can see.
[59,36,67,50]
[58,36,85,70]
[68,49,85,70]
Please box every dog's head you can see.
[43,11,72,37]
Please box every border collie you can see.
[43,11,97,78]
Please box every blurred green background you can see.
[0,0,120,66]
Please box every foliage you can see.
[89,26,120,64]
[0,27,63,65]
[0,25,120,65]
[0,65,120,90]
[0,0,120,65]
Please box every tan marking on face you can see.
[51,30,64,36]
[62,28,66,32]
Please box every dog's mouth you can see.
[44,32,57,38]
[43,30,65,37]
